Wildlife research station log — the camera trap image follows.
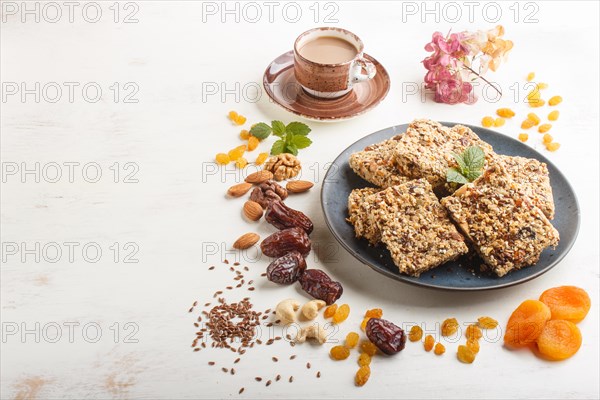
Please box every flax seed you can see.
[208,361,215,366]
[222,368,229,373]
[272,357,278,362]
[276,374,281,382]
[208,266,215,270]
[234,358,240,364]
[316,371,321,378]
[255,377,262,382]
[289,376,294,383]
[265,380,271,387]
[306,362,311,369]
[290,355,296,360]
[193,348,200,352]
[239,388,244,394]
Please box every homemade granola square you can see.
[347,187,381,245]
[349,135,409,188]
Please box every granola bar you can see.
[496,154,555,220]
[346,187,381,244]
[349,135,409,188]
[393,120,495,195]
[366,179,469,276]
[440,163,560,277]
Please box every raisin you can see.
[357,353,371,367]
[494,117,505,127]
[496,108,515,118]
[518,133,529,142]
[434,343,445,355]
[527,112,541,125]
[360,317,370,331]
[457,345,475,363]
[408,326,423,342]
[261,227,311,258]
[526,72,535,81]
[215,153,230,165]
[366,318,406,355]
[441,318,459,336]
[345,332,359,348]
[255,152,268,165]
[521,119,535,129]
[235,158,248,169]
[547,110,560,121]
[266,251,306,285]
[240,129,250,140]
[330,345,350,360]
[424,335,434,352]
[538,124,552,133]
[250,180,288,209]
[466,324,482,340]
[332,304,350,324]
[548,95,562,106]
[539,286,591,323]
[466,338,480,354]
[481,116,494,127]
[355,366,370,387]
[265,200,314,234]
[477,317,498,329]
[228,145,246,161]
[543,134,553,144]
[323,304,338,318]
[359,340,378,356]
[504,300,551,347]
[546,142,560,152]
[536,320,582,360]
[247,136,259,151]
[298,269,343,305]
[364,309,383,318]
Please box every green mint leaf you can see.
[452,152,468,174]
[271,120,286,137]
[285,143,299,156]
[446,167,469,184]
[464,169,482,182]
[270,139,285,155]
[250,122,272,140]
[291,135,312,149]
[286,121,311,136]
[462,146,485,171]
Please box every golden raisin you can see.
[530,99,545,108]
[548,95,562,106]
[345,332,359,349]
[359,340,378,356]
[357,353,371,367]
[521,119,535,129]
[526,72,535,81]
[546,142,561,152]
[424,335,435,352]
[496,108,515,118]
[466,338,480,354]
[466,324,483,340]
[235,115,247,125]
[228,145,246,161]
[477,317,498,329]
[333,304,350,324]
[255,152,268,165]
[494,117,505,127]
[527,112,541,125]
[537,82,548,89]
[247,136,259,151]
[228,111,238,121]
[481,116,494,128]
[239,129,250,140]
[408,325,423,342]
[518,133,529,142]
[215,153,230,165]
[543,134,553,144]
[548,110,560,121]
[323,304,337,318]
[364,308,383,318]
[330,345,350,360]
[355,365,370,387]
[538,124,552,133]
[434,342,446,355]
[441,318,459,336]
[457,345,476,363]
[360,317,370,331]
[235,157,248,169]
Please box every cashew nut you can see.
[301,300,326,320]
[275,299,300,325]
[296,325,327,344]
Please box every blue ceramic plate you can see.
[321,123,580,291]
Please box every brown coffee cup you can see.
[294,27,376,99]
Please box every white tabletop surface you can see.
[2,1,599,399]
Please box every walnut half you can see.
[264,154,301,181]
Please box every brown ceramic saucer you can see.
[263,51,390,122]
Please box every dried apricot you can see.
[235,157,248,169]
[240,129,250,140]
[457,345,475,363]
[494,117,505,127]
[255,152,268,165]
[482,116,494,128]
[332,304,350,324]
[466,338,480,354]
[330,345,350,360]
[357,353,371,367]
[539,286,591,323]
[548,96,562,106]
[521,119,535,129]
[536,320,582,361]
[546,142,561,152]
[543,134,553,144]
[360,318,370,331]
[527,112,541,125]
[466,324,482,340]
[323,304,337,318]
[364,308,383,318]
[518,133,529,142]
[526,72,535,81]
[408,325,423,342]
[247,136,259,151]
[424,335,434,352]
[496,108,515,118]
[441,318,459,336]
[215,153,230,165]
[359,340,378,356]
[477,316,498,329]
[538,124,552,133]
[228,145,246,161]
[504,300,551,347]
[548,110,560,121]
[345,332,360,349]
[355,365,370,386]
[434,343,445,355]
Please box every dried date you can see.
[366,318,406,355]
[298,269,343,305]
[250,180,288,209]
[266,251,307,284]
[265,200,313,234]
[260,227,311,258]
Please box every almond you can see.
[286,180,314,193]
[233,233,260,250]
[243,200,263,221]
[227,182,253,197]
[245,170,273,184]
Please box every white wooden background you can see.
[1,1,598,399]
